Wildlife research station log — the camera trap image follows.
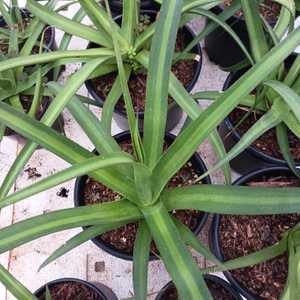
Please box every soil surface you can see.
[219,175,300,300]
[159,279,237,300]
[91,28,197,113]
[82,140,204,256]
[223,0,281,22]
[38,282,104,300]
[228,108,300,161]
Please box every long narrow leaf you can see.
[39,221,126,270]
[0,264,37,300]
[0,201,140,254]
[164,185,300,215]
[0,153,133,209]
[133,221,151,300]
[143,0,183,169]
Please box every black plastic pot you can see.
[204,5,276,69]
[85,10,202,131]
[155,274,242,299]
[107,0,160,15]
[210,166,294,300]
[34,278,118,300]
[74,130,210,261]
[219,56,300,174]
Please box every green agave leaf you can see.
[39,221,126,270]
[173,218,221,266]
[53,7,86,80]
[240,0,269,62]
[48,82,122,155]
[28,66,42,118]
[133,221,151,300]
[80,0,128,49]
[273,0,296,18]
[121,0,138,44]
[133,163,153,206]
[26,0,112,47]
[201,235,288,274]
[0,152,133,209]
[197,107,282,180]
[276,123,300,178]
[164,184,300,215]
[103,0,144,162]
[264,80,300,123]
[0,264,37,300]
[142,202,212,300]
[45,286,51,300]
[0,200,141,254]
[284,111,300,139]
[101,69,131,133]
[0,1,12,26]
[274,3,295,39]
[143,0,183,169]
[0,49,114,73]
[284,54,300,86]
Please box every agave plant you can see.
[0,0,300,299]
[193,0,300,179]
[0,0,64,139]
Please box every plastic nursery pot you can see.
[210,166,296,300]
[85,10,202,131]
[204,4,277,69]
[34,278,118,300]
[155,274,242,299]
[107,0,160,15]
[218,55,300,174]
[74,130,210,261]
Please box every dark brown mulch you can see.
[38,282,104,300]
[159,279,237,300]
[228,108,300,161]
[83,140,203,256]
[223,0,281,23]
[91,28,197,113]
[219,176,300,300]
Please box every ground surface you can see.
[1,2,299,299]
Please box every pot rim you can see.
[74,130,211,261]
[34,277,110,299]
[155,274,243,299]
[210,166,295,300]
[84,10,202,119]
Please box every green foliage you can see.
[0,1,300,299]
